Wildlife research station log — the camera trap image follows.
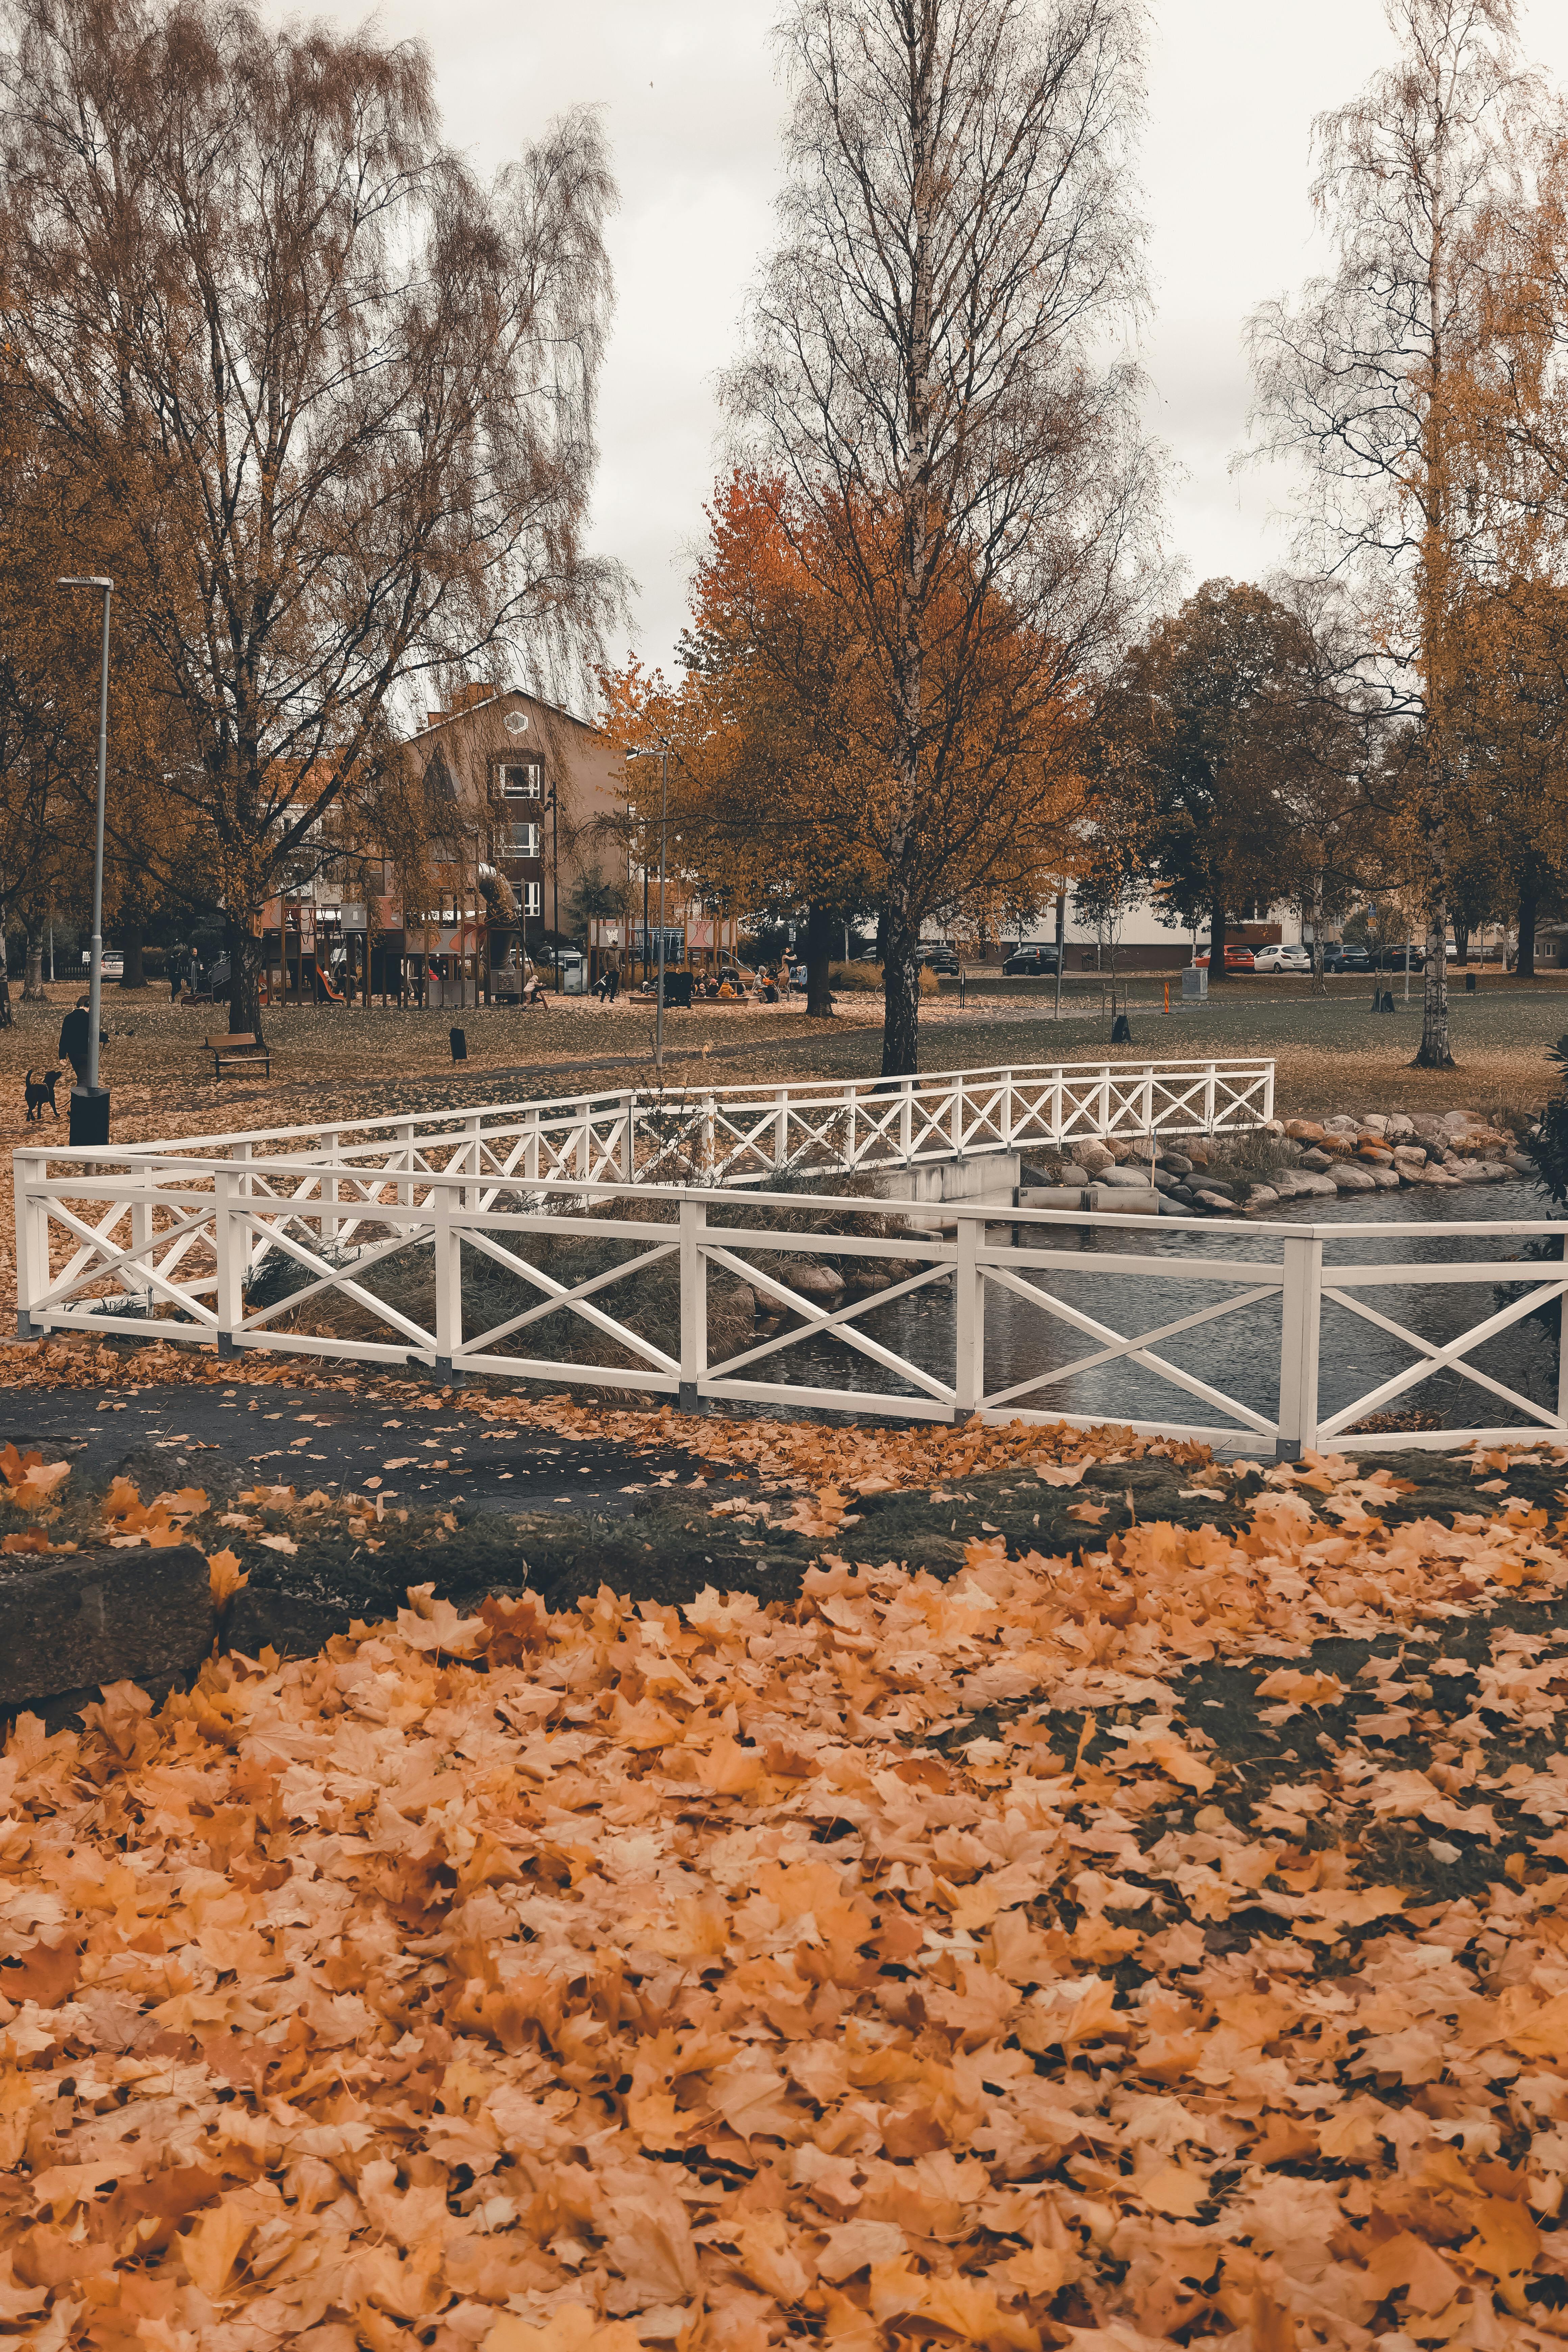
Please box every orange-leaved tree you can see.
[610,471,1091,1066]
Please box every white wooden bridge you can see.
[14,1054,1568,1454]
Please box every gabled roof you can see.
[408,686,602,746]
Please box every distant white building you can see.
[931,891,1307,971]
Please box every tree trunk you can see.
[805,902,834,1020]
[226,913,265,1040]
[1413,891,1454,1068]
[119,920,146,988]
[1208,893,1227,981]
[0,921,14,1030]
[1310,869,1326,997]
[1518,871,1539,979]
[881,899,921,1078]
[1454,918,1469,966]
[22,924,46,1003]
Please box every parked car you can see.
[1252,944,1310,974]
[1001,945,1061,977]
[1192,945,1255,971]
[1373,945,1424,971]
[925,947,961,976]
[1321,942,1372,973]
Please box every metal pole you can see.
[88,585,109,1087]
[656,745,667,1079]
[1054,889,1065,1021]
[57,577,112,1138]
[552,790,559,996]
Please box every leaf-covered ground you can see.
[7,1427,1568,2346]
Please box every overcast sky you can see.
[308,0,1568,684]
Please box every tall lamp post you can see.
[543,787,560,994]
[626,740,671,1080]
[58,576,113,1145]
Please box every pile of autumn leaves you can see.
[7,1449,1568,2347]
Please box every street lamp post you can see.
[58,576,112,1144]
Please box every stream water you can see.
[745,1180,1567,1440]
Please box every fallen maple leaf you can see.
[206,1548,248,1604]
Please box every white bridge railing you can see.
[67,1053,1275,1193]
[12,1145,1566,1456]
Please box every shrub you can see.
[1525,1037,1568,1207]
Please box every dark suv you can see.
[922,947,960,975]
[1002,945,1062,977]
[1321,942,1372,973]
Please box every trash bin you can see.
[1181,965,1207,1001]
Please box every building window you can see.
[522,880,542,916]
[500,760,543,799]
[504,820,541,859]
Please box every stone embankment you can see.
[1022,1110,1536,1220]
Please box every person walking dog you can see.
[58,995,105,1088]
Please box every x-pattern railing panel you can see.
[702,1242,957,1405]
[1317,1269,1568,1438]
[236,1218,439,1352]
[455,1229,680,1372]
[978,1262,1281,1437]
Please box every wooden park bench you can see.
[206,1032,272,1080]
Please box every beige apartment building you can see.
[263,685,631,1007]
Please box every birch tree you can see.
[1247,0,1535,1069]
[725,0,1157,1077]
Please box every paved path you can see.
[0,1385,717,1517]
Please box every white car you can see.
[1252,944,1311,974]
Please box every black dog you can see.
[24,1068,60,1121]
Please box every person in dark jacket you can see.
[58,997,105,1087]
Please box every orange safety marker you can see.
[1163,980,1170,1014]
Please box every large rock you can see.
[1100,1165,1155,1187]
[224,1586,347,1661]
[788,1262,845,1302]
[1365,1164,1401,1190]
[0,1544,214,1709]
[1332,1163,1377,1192]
